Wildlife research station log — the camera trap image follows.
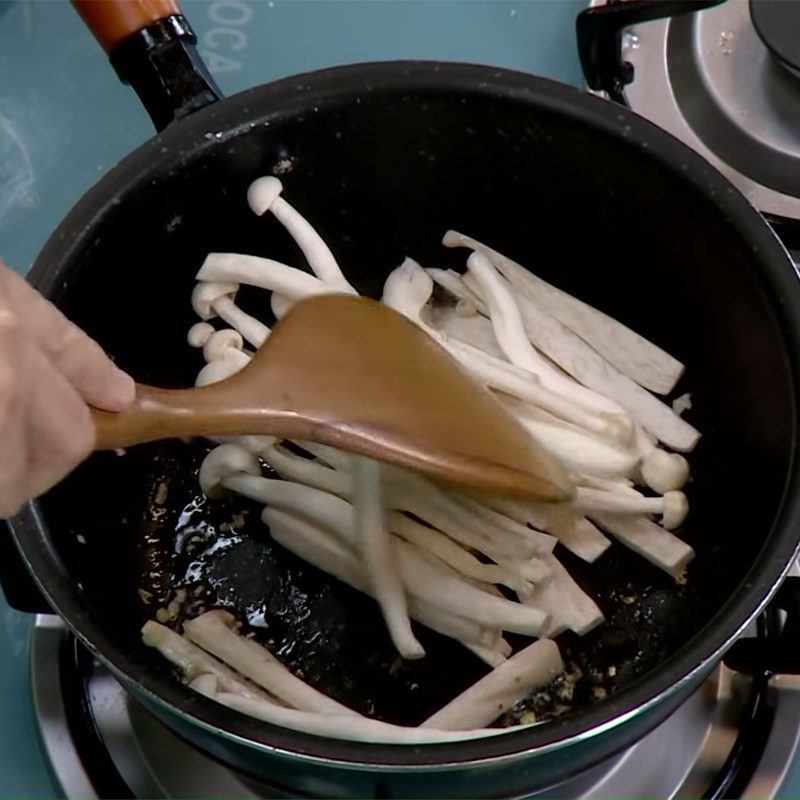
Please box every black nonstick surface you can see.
[24,64,798,745]
[44,435,707,727]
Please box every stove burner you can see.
[581,0,800,221]
[750,0,800,76]
[30,614,800,799]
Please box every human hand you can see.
[0,261,134,516]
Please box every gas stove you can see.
[4,1,800,797]
[29,609,800,799]
[580,0,800,222]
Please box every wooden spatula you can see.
[92,295,573,501]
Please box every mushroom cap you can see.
[199,443,261,498]
[192,281,239,320]
[187,321,215,348]
[203,329,244,362]
[382,257,433,321]
[641,449,690,494]
[661,491,689,530]
[247,176,284,216]
[195,350,250,386]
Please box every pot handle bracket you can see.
[724,576,800,675]
[72,0,222,132]
[576,0,728,103]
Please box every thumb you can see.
[0,263,135,411]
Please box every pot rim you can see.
[13,60,800,769]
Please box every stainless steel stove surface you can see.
[582,0,800,221]
[5,1,800,797]
[30,614,800,799]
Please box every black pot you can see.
[4,6,800,798]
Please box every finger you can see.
[0,337,94,516]
[24,347,95,500]
[0,263,134,411]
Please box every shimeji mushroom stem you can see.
[352,456,424,660]
[183,611,356,715]
[179,200,701,737]
[445,339,623,441]
[263,507,513,661]
[260,443,543,569]
[421,638,564,730]
[573,487,689,530]
[526,554,604,636]
[430,249,698,452]
[500,395,639,479]
[142,621,270,701]
[222,474,551,636]
[197,253,331,299]
[247,176,356,293]
[442,230,684,395]
[191,682,503,743]
[146,617,510,741]
[466,251,630,424]
[590,512,695,579]
[212,295,270,348]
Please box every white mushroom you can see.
[198,443,261,498]
[195,349,251,386]
[381,258,434,324]
[203,329,244,362]
[421,638,564,730]
[183,610,357,715]
[247,176,355,293]
[270,292,293,319]
[443,230,684,395]
[574,487,689,530]
[197,253,331,299]
[590,512,695,579]
[176,194,704,735]
[191,281,238,320]
[466,251,630,429]
[142,621,271,701]
[190,683,502,743]
[263,507,498,655]
[636,427,690,492]
[500,395,639,479]
[187,321,215,348]
[432,247,699,452]
[211,295,270,348]
[446,339,627,442]
[352,455,424,660]
[526,554,604,636]
[224,474,551,636]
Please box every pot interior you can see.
[30,65,798,754]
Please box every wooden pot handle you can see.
[72,0,182,52]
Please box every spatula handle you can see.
[91,384,208,450]
[90,384,285,450]
[72,0,182,52]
